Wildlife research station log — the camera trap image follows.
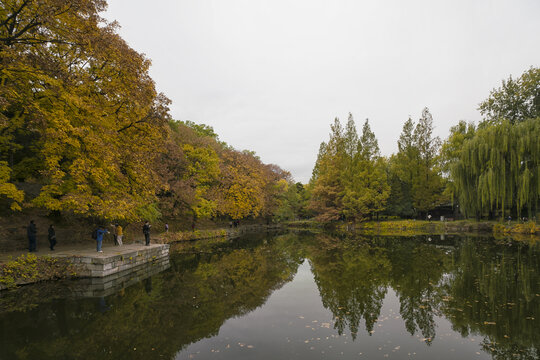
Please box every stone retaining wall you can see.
[68,244,170,278]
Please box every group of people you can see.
[27,220,153,253]
[93,221,152,253]
[27,220,57,252]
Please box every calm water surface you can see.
[0,232,538,359]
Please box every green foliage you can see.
[452,119,540,219]
[479,66,540,124]
[275,181,311,221]
[440,121,476,205]
[310,115,389,222]
[386,109,445,218]
[163,229,228,243]
[181,120,219,139]
[0,160,24,210]
[0,254,76,289]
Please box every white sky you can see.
[103,0,540,183]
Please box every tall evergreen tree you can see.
[412,108,444,215]
[387,118,418,218]
[309,118,346,222]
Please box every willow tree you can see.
[453,119,540,219]
[440,120,476,206]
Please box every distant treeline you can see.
[0,1,291,222]
[307,67,540,222]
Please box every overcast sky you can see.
[104,0,540,183]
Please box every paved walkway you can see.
[0,242,162,264]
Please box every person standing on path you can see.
[48,224,57,251]
[115,223,123,246]
[96,226,109,253]
[142,221,151,246]
[165,223,169,232]
[27,220,37,252]
[111,224,118,245]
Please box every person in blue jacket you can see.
[96,226,109,253]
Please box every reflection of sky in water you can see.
[177,260,491,360]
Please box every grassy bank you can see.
[285,219,540,239]
[0,254,77,290]
[161,224,284,244]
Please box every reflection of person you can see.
[48,224,57,250]
[96,226,109,253]
[142,221,151,246]
[115,223,123,246]
[27,220,37,252]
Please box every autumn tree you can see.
[1,0,171,221]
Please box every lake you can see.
[0,231,538,359]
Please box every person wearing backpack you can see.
[142,221,151,246]
[95,226,109,253]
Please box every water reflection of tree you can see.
[0,233,538,359]
[307,234,391,338]
[306,233,539,356]
[440,239,539,360]
[0,233,303,360]
[386,239,449,345]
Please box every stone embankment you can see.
[1,243,170,291]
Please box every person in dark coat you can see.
[142,221,151,246]
[48,224,57,250]
[27,220,37,252]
